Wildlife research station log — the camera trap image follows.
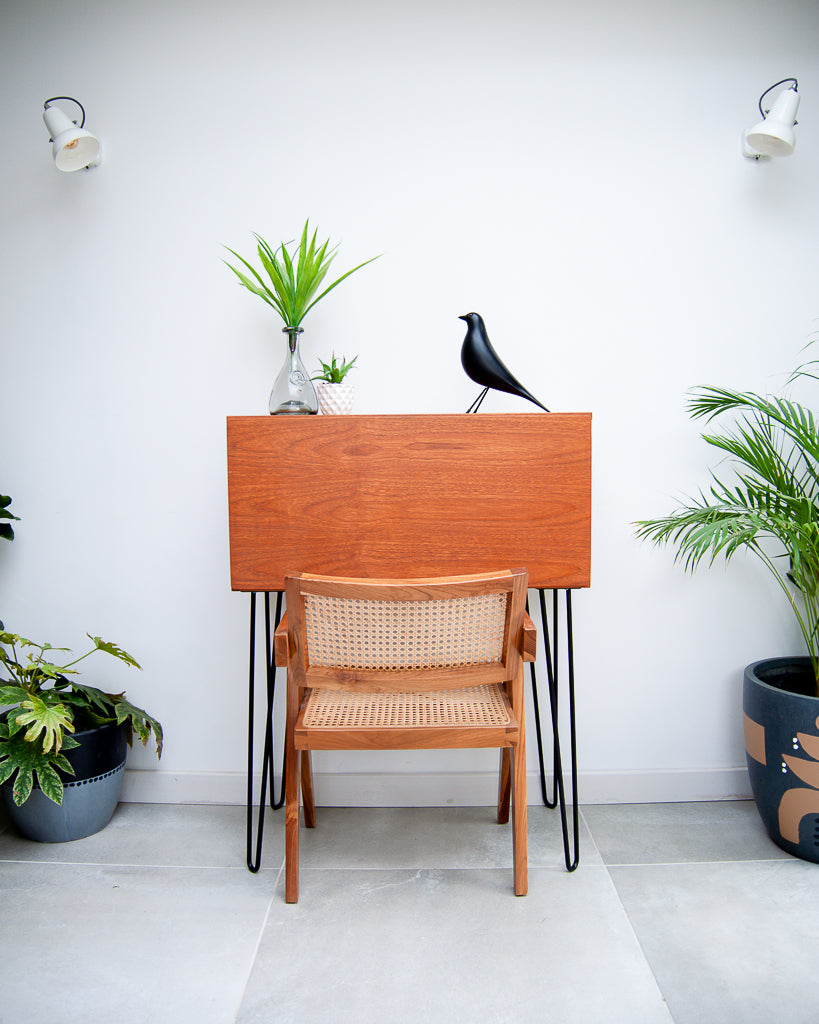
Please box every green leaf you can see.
[223,219,379,329]
[59,681,118,717]
[301,254,379,322]
[0,758,15,787]
[13,765,33,805]
[637,375,819,691]
[36,761,65,804]
[311,352,358,383]
[0,495,19,522]
[87,636,141,670]
[33,660,74,681]
[221,250,282,317]
[113,697,163,757]
[4,707,29,738]
[16,694,74,753]
[0,685,28,706]
[0,728,74,806]
[58,733,80,753]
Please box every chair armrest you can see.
[522,612,537,662]
[274,611,290,667]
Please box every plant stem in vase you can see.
[269,327,318,415]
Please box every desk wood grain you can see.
[227,413,591,591]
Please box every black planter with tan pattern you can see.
[744,657,819,863]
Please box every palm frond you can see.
[787,338,819,387]
[637,373,819,689]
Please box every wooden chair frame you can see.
[275,568,536,902]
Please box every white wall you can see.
[2,0,818,805]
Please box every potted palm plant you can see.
[312,352,358,415]
[0,630,162,842]
[223,219,378,415]
[635,352,819,861]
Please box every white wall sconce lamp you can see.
[743,78,800,159]
[42,96,102,171]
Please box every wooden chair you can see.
[275,568,535,903]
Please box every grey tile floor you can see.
[1,799,816,1023]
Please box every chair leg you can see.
[301,751,316,828]
[497,748,511,824]
[512,731,528,896]
[285,704,300,904]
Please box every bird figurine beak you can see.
[459,312,549,413]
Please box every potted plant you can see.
[0,630,163,842]
[223,219,378,415]
[312,352,358,415]
[635,351,819,861]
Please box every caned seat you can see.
[275,568,534,902]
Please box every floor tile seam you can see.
[293,862,613,875]
[597,857,679,1022]
[576,805,605,864]
[603,856,792,869]
[234,884,279,1022]
[0,858,276,872]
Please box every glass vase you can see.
[268,327,318,415]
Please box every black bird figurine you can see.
[459,312,549,413]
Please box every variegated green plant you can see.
[0,632,163,806]
[223,219,378,329]
[635,351,819,692]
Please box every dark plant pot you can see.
[2,721,127,842]
[743,657,819,863]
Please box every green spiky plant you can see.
[223,219,378,329]
[0,632,163,806]
[312,353,357,384]
[635,353,819,694]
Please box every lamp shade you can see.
[42,103,101,171]
[745,86,800,157]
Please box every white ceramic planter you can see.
[315,381,354,415]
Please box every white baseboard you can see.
[121,767,752,806]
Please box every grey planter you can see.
[743,657,819,863]
[2,721,127,842]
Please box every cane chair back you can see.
[278,569,532,902]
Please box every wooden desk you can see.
[227,413,591,870]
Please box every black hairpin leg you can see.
[246,591,286,873]
[526,594,557,810]
[246,586,578,871]
[529,588,579,871]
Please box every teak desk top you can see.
[227,413,591,592]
